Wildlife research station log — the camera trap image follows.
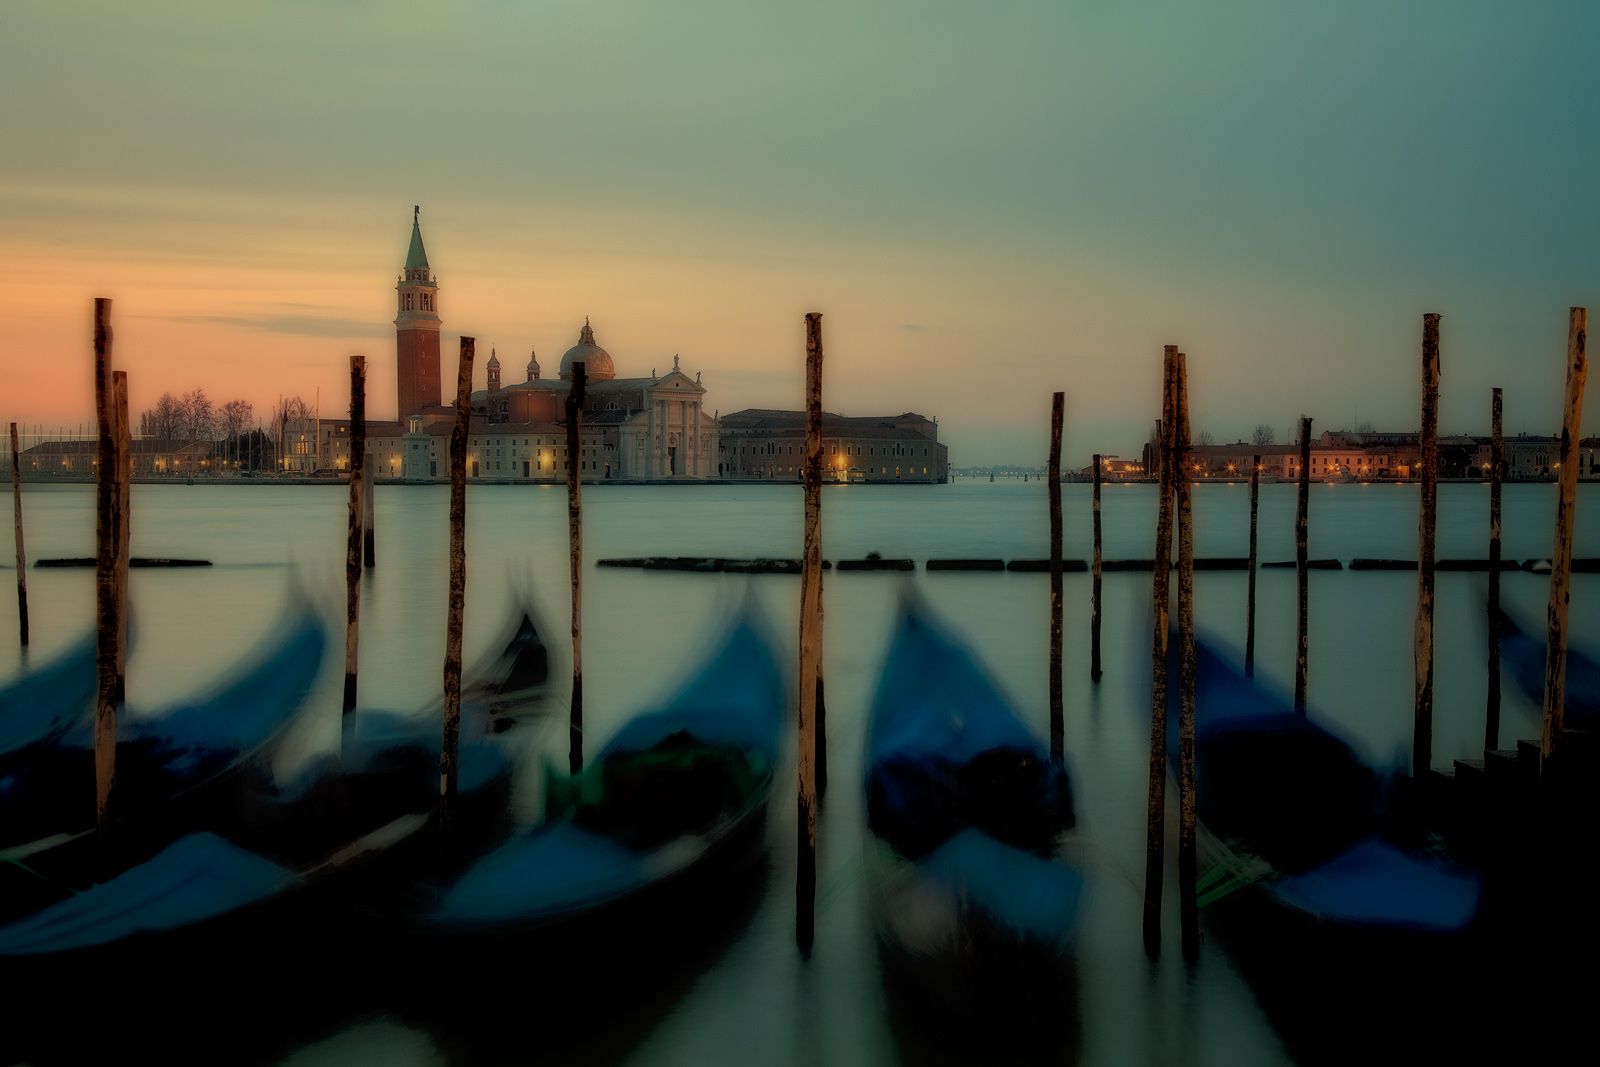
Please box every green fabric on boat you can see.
[546,730,769,850]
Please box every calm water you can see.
[3,479,1597,1065]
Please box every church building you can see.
[328,209,722,481]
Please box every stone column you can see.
[693,401,701,477]
[646,396,655,481]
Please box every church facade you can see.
[329,210,722,481]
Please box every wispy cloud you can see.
[165,314,389,339]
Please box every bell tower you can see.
[395,206,442,419]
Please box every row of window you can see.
[732,442,933,458]
[400,292,434,312]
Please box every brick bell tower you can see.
[395,206,442,419]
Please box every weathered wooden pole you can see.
[1414,314,1440,778]
[797,312,824,951]
[440,337,474,834]
[113,371,130,706]
[815,564,827,797]
[566,362,588,775]
[1245,453,1260,677]
[1174,352,1199,958]
[1486,388,1503,751]
[1048,392,1065,762]
[11,423,27,645]
[363,452,376,567]
[1541,308,1587,776]
[1143,346,1178,954]
[1294,416,1312,715]
[1091,452,1103,682]
[92,298,126,829]
[343,356,366,716]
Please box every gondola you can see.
[1172,633,1481,931]
[0,631,96,756]
[862,605,1083,1032]
[0,602,554,963]
[1497,607,1600,728]
[414,607,784,974]
[1168,632,1485,1064]
[0,603,327,855]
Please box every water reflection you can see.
[2,480,1595,1065]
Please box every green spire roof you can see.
[405,205,429,269]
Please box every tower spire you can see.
[405,208,429,270]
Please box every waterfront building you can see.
[717,409,947,483]
[323,209,956,483]
[1076,456,1146,481]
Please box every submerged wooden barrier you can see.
[1264,558,1342,570]
[928,558,1005,571]
[1351,559,1419,571]
[1007,559,1088,572]
[37,557,211,568]
[835,557,914,571]
[595,557,831,573]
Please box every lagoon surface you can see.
[4,479,1597,1065]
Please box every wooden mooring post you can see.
[1414,314,1440,778]
[344,356,366,716]
[113,372,129,706]
[363,452,376,567]
[797,312,824,951]
[1294,417,1312,715]
[1486,388,1503,751]
[566,362,587,776]
[93,298,127,829]
[1143,345,1178,954]
[1541,308,1587,775]
[440,337,474,834]
[1091,452,1103,682]
[1174,353,1199,958]
[1245,453,1260,676]
[1048,392,1064,762]
[11,423,27,646]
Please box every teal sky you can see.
[4,1,1597,463]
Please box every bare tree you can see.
[182,389,215,444]
[220,399,252,465]
[1196,430,1216,447]
[144,392,184,442]
[1252,424,1276,446]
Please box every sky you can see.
[3,1,1598,464]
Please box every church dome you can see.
[559,318,616,382]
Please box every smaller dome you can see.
[559,318,616,382]
[486,348,500,367]
[527,349,540,381]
